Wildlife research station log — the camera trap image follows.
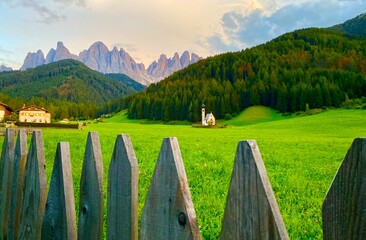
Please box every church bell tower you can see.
[201,103,206,126]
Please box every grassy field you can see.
[222,105,289,126]
[1,108,365,239]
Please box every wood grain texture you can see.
[78,132,104,240]
[0,129,15,239]
[140,137,201,240]
[42,142,76,240]
[18,130,47,240]
[220,140,289,240]
[107,134,138,240]
[323,138,366,240]
[8,129,27,240]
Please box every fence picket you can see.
[8,129,27,240]
[107,134,138,240]
[0,129,15,239]
[42,142,77,239]
[220,140,289,240]
[18,130,47,240]
[141,137,201,240]
[78,132,104,240]
[322,138,366,240]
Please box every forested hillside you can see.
[0,60,138,119]
[122,28,366,121]
[105,73,146,92]
[329,13,366,36]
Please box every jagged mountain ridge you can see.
[147,51,201,81]
[20,41,201,85]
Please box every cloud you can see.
[209,0,366,53]
[21,0,66,24]
[0,46,12,56]
[0,0,87,24]
[0,46,18,67]
[53,0,87,7]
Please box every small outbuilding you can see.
[17,105,51,123]
[0,102,13,122]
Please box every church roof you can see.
[205,112,215,121]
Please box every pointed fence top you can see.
[141,137,201,240]
[322,138,366,240]
[221,140,289,240]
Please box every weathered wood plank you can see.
[107,134,138,240]
[141,137,201,240]
[78,132,104,240]
[18,130,47,240]
[323,138,366,240]
[42,142,77,240]
[8,129,27,240]
[220,140,289,240]
[0,129,15,239]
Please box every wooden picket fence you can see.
[0,128,365,239]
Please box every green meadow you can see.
[1,107,365,239]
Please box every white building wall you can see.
[0,110,4,121]
[19,110,50,123]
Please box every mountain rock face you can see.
[45,41,78,64]
[78,42,152,85]
[20,42,201,85]
[0,65,13,72]
[20,50,45,70]
[147,51,202,81]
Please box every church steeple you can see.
[201,102,206,126]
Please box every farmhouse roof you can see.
[0,102,13,112]
[17,105,49,113]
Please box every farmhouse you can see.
[201,103,216,126]
[0,102,13,122]
[18,105,51,123]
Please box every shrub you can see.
[224,114,233,120]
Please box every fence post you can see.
[107,134,138,240]
[141,137,201,240]
[42,142,77,239]
[78,132,104,240]
[322,138,366,239]
[0,128,15,239]
[220,140,289,240]
[8,129,27,240]
[18,130,47,240]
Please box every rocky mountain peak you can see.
[20,50,45,70]
[44,42,77,64]
[0,64,13,72]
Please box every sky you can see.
[1,0,366,69]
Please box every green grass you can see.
[1,109,365,239]
[222,106,288,126]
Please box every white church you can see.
[201,103,216,126]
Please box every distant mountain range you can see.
[20,41,201,85]
[0,65,12,72]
